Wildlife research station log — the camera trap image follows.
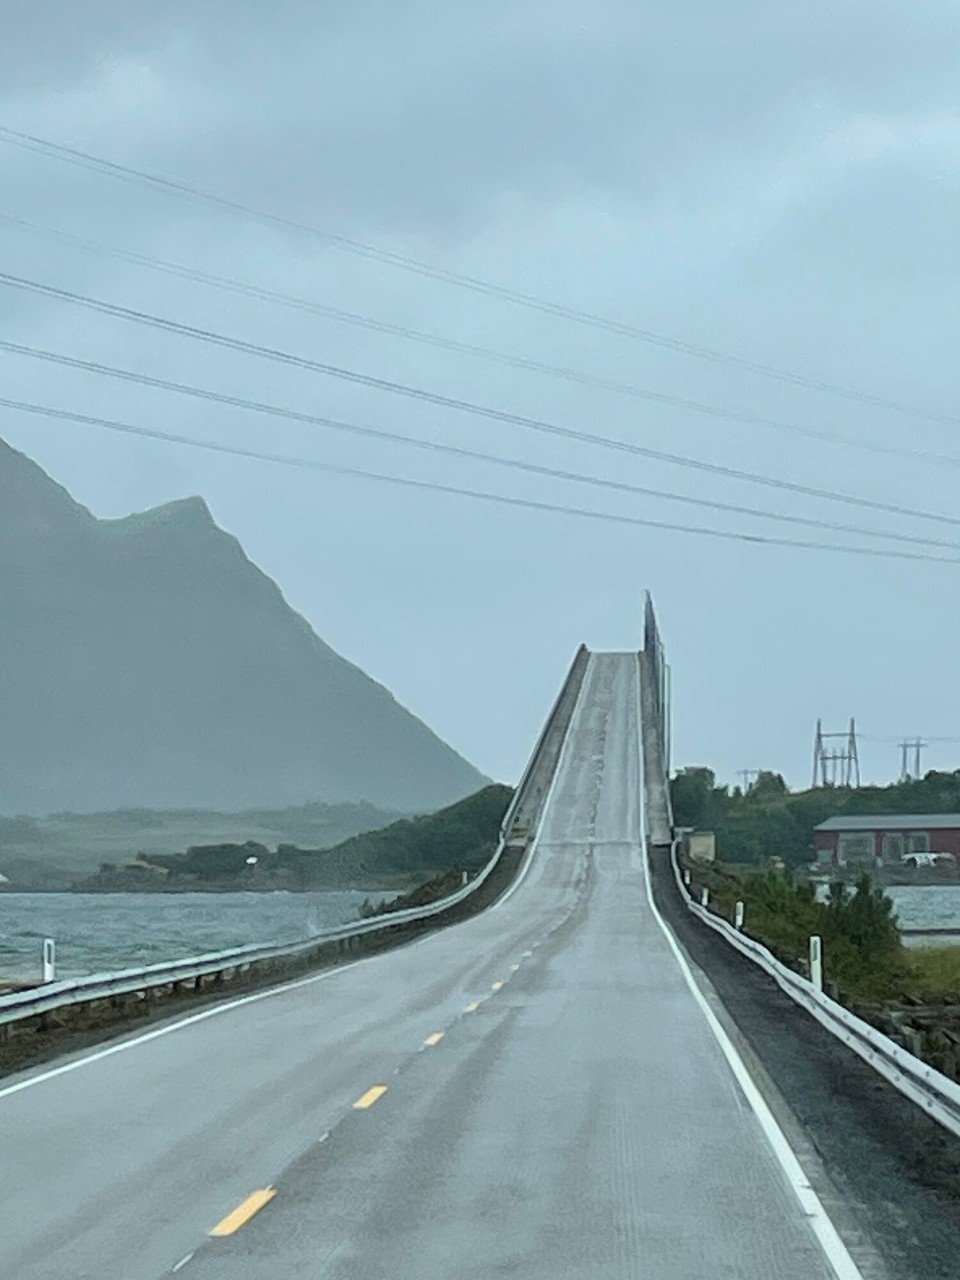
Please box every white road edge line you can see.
[636,671,863,1280]
[491,659,586,914]
[0,938,432,1102]
[171,1251,194,1273]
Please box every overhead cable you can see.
[3,337,959,554]
[2,270,959,531]
[0,213,955,473]
[0,124,955,427]
[3,396,959,566]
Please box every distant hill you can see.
[73,784,513,892]
[281,782,513,888]
[0,437,486,815]
[0,799,405,887]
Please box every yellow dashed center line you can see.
[354,1084,388,1110]
[510,964,521,971]
[491,981,505,991]
[464,1001,480,1013]
[522,950,533,958]
[423,1032,445,1047]
[209,1188,276,1237]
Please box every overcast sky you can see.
[2,1,960,790]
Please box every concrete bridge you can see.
[1,599,958,1279]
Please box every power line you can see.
[861,734,960,744]
[4,269,960,532]
[2,212,957,475]
[4,339,960,554]
[1,123,956,428]
[4,396,960,565]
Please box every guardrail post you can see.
[734,901,745,931]
[683,868,691,887]
[809,935,823,991]
[461,871,469,887]
[41,938,56,983]
[700,887,709,907]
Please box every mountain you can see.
[0,437,486,815]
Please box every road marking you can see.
[510,963,521,971]
[640,850,863,1279]
[208,1188,276,1237]
[172,1252,194,1273]
[521,950,533,958]
[423,1032,445,1047]
[354,1084,388,1110]
[490,688,580,915]
[318,1131,330,1144]
[0,944,396,1102]
[633,655,862,1280]
[464,1001,480,1012]
[491,981,505,991]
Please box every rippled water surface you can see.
[4,882,958,982]
[886,885,960,944]
[0,891,378,980]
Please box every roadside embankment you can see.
[685,859,960,1084]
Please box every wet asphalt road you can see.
[2,653,845,1278]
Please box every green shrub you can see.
[705,867,908,1003]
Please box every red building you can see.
[814,814,960,869]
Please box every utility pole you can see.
[738,770,760,793]
[813,718,860,788]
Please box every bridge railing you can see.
[642,591,670,771]
[0,646,590,1040]
[670,845,960,1141]
[499,644,589,844]
[640,594,673,845]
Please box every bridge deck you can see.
[0,652,839,1279]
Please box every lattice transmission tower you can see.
[812,718,861,788]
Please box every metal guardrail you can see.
[499,644,588,844]
[671,846,960,1141]
[1,647,590,1035]
[642,590,669,769]
[639,593,673,846]
[0,875,492,1028]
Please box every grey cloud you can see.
[4,2,959,237]
[1,2,959,789]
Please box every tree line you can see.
[671,766,960,870]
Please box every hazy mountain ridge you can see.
[0,437,486,815]
[0,798,407,888]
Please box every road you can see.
[0,653,847,1279]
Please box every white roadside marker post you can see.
[41,938,56,983]
[809,935,823,992]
